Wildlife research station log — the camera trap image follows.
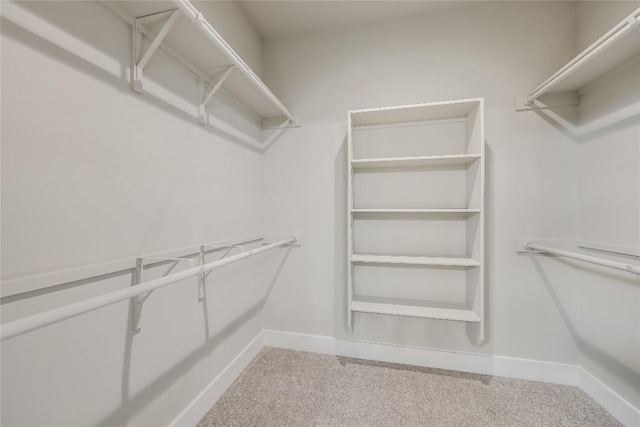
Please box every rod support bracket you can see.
[132,9,180,94]
[199,65,235,125]
[515,91,579,111]
[188,11,204,25]
[132,256,193,331]
[198,244,244,299]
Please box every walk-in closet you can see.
[1,1,639,425]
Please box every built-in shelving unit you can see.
[347,99,485,340]
[517,6,640,110]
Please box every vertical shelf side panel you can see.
[347,112,354,331]
[465,99,485,342]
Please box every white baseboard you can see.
[169,331,265,427]
[579,367,640,427]
[264,330,638,426]
[173,329,639,427]
[262,330,578,385]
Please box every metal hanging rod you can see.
[1,237,296,341]
[523,7,640,105]
[170,0,296,124]
[523,242,640,276]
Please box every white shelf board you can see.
[351,299,481,322]
[352,208,481,214]
[351,154,481,169]
[531,8,640,96]
[111,1,288,120]
[350,98,482,127]
[351,254,480,267]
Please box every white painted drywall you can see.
[192,0,263,76]
[571,0,640,409]
[261,1,582,363]
[0,1,284,426]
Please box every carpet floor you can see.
[198,347,620,426]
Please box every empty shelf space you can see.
[351,254,480,267]
[350,99,482,127]
[351,299,481,322]
[351,154,481,169]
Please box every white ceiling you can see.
[237,1,470,39]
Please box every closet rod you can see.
[524,7,640,105]
[1,237,296,341]
[171,0,296,124]
[524,242,640,275]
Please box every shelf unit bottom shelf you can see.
[351,299,481,323]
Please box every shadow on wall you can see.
[530,256,640,395]
[1,246,293,426]
[98,248,293,426]
[334,135,348,337]
[466,142,493,346]
[1,3,262,153]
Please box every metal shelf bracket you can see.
[198,243,243,299]
[133,9,181,93]
[198,65,235,124]
[132,256,193,331]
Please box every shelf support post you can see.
[198,65,235,124]
[132,9,181,93]
[131,256,193,331]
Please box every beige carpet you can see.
[198,347,620,426]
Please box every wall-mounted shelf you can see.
[347,99,485,339]
[351,254,481,267]
[517,7,640,110]
[351,299,481,323]
[101,0,297,147]
[351,154,481,169]
[351,100,481,127]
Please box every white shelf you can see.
[351,154,481,169]
[351,300,481,323]
[351,254,480,267]
[524,7,640,103]
[105,1,292,121]
[350,98,483,127]
[352,208,480,215]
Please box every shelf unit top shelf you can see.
[351,300,481,322]
[109,0,292,121]
[349,98,482,127]
[351,254,480,267]
[526,7,640,101]
[351,154,481,169]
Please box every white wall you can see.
[2,1,638,425]
[261,1,583,363]
[572,0,640,409]
[0,2,284,426]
